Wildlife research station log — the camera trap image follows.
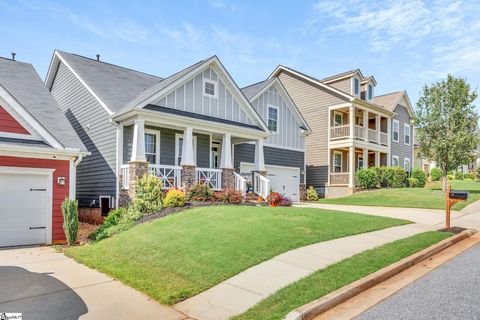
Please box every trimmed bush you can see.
[163,188,186,208]
[61,198,79,246]
[411,168,427,188]
[278,196,293,207]
[431,168,443,181]
[215,188,243,204]
[89,207,126,240]
[356,168,378,189]
[455,171,464,180]
[391,167,407,188]
[135,174,163,214]
[306,186,319,201]
[187,183,214,202]
[90,206,144,241]
[446,174,455,180]
[464,172,476,180]
[407,177,419,188]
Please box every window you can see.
[404,123,411,145]
[358,156,364,169]
[268,106,279,132]
[203,79,217,98]
[353,77,360,96]
[404,158,411,172]
[393,119,399,142]
[211,141,220,168]
[392,155,400,167]
[145,130,160,164]
[175,134,197,166]
[334,111,344,126]
[334,151,343,172]
[367,84,373,101]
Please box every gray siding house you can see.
[45,51,309,215]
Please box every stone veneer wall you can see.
[181,165,196,191]
[222,168,235,189]
[299,183,306,201]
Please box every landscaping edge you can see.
[284,229,477,320]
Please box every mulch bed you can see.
[77,222,99,244]
[437,227,466,234]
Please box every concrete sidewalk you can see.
[0,246,187,320]
[174,223,433,320]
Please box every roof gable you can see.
[0,105,30,135]
[374,91,414,117]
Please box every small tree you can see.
[61,198,79,246]
[415,75,479,191]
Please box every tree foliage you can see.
[415,75,479,189]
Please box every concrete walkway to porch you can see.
[174,222,433,320]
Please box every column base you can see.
[181,165,196,191]
[299,183,306,202]
[222,168,235,189]
[127,160,149,203]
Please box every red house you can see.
[0,56,88,247]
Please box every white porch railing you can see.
[354,125,365,139]
[233,172,247,195]
[149,164,182,189]
[330,172,349,185]
[368,129,378,142]
[196,168,222,190]
[330,124,350,140]
[380,132,388,145]
[254,172,270,200]
[121,165,129,189]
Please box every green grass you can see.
[318,180,480,210]
[65,206,409,305]
[233,231,452,320]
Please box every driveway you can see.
[357,243,480,320]
[0,246,186,320]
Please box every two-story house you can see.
[268,67,414,198]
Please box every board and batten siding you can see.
[250,82,305,149]
[277,71,348,187]
[233,143,305,183]
[152,67,255,127]
[50,62,117,207]
[327,78,352,95]
[391,104,413,168]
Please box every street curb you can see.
[285,229,477,320]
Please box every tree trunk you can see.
[442,176,447,192]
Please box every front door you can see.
[211,141,220,168]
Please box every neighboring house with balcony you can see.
[269,66,414,198]
[45,51,309,217]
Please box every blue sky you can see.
[1,0,479,106]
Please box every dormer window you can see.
[353,77,360,96]
[367,84,373,101]
[203,79,217,99]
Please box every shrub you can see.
[61,198,79,246]
[216,188,243,204]
[391,167,407,188]
[455,171,464,180]
[278,196,293,207]
[134,174,163,214]
[90,205,144,241]
[431,168,443,181]
[306,186,319,201]
[267,192,283,206]
[407,177,419,188]
[446,174,455,180]
[89,207,126,240]
[187,183,214,202]
[411,168,427,188]
[464,172,476,180]
[163,188,186,208]
[356,168,378,189]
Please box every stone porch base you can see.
[325,185,354,199]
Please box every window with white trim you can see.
[175,134,197,166]
[334,151,343,172]
[353,77,360,96]
[145,130,160,164]
[203,79,217,98]
[393,119,399,142]
[267,106,278,132]
[358,156,364,169]
[404,158,411,172]
[404,123,411,145]
[367,84,373,101]
[334,111,343,126]
[392,155,400,167]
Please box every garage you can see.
[0,169,53,247]
[240,162,300,202]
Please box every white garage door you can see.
[240,163,300,202]
[0,172,49,247]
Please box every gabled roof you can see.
[320,69,363,83]
[373,91,414,116]
[361,76,377,86]
[0,57,87,151]
[241,77,312,133]
[46,50,163,114]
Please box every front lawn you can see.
[65,206,409,305]
[233,231,452,320]
[318,180,480,210]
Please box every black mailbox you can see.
[449,190,469,200]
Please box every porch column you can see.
[348,146,355,187]
[375,114,381,144]
[375,151,380,167]
[127,119,148,204]
[349,105,355,139]
[387,117,392,147]
[363,110,368,141]
[181,127,196,191]
[220,133,234,189]
[362,148,368,169]
[254,138,265,172]
[131,119,146,162]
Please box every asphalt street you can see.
[357,243,480,320]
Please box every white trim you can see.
[392,119,400,142]
[69,159,76,199]
[263,142,305,152]
[0,131,42,141]
[99,195,111,212]
[404,123,411,145]
[404,157,411,172]
[175,133,197,166]
[267,104,279,133]
[352,76,361,97]
[0,166,54,245]
[115,123,123,208]
[333,150,343,172]
[145,129,161,165]
[0,143,89,158]
[203,78,218,99]
[392,155,400,167]
[333,111,344,126]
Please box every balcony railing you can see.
[368,129,378,142]
[330,172,349,185]
[330,124,350,140]
[354,125,365,139]
[254,172,270,200]
[149,164,182,189]
[196,168,222,190]
[380,132,388,145]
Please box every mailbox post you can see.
[445,185,469,228]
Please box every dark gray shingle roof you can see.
[241,78,276,100]
[0,57,86,151]
[57,51,163,113]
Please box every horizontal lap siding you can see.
[327,78,351,95]
[278,71,347,187]
[391,104,413,167]
[50,62,117,207]
[0,105,30,134]
[0,155,69,241]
